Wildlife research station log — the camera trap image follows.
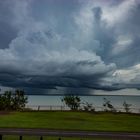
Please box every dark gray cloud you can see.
[0,1,17,49]
[0,0,140,95]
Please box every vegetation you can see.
[103,98,116,112]
[62,95,81,110]
[62,95,95,111]
[82,102,95,112]
[0,111,140,132]
[123,101,132,113]
[0,90,28,111]
[61,96,135,114]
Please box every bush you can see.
[123,101,132,113]
[62,95,81,110]
[0,90,28,111]
[103,98,116,112]
[82,102,95,112]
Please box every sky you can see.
[0,0,140,95]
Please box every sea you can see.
[27,95,140,109]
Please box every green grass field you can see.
[0,111,140,132]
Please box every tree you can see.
[62,95,81,110]
[103,98,116,112]
[82,102,95,112]
[123,101,132,113]
[2,91,12,110]
[0,89,28,111]
[0,94,5,110]
[12,90,28,110]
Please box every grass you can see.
[0,111,140,132]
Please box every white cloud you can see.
[102,0,137,27]
[0,26,115,77]
[114,64,140,84]
[0,0,116,78]
[112,35,133,55]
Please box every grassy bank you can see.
[0,111,140,132]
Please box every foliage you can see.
[62,95,81,110]
[0,90,28,111]
[123,101,132,113]
[82,102,95,112]
[103,98,116,112]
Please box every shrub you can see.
[62,95,81,110]
[0,90,28,111]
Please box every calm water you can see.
[27,95,140,108]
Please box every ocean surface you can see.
[27,95,140,109]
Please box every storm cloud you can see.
[0,0,140,95]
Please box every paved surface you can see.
[0,128,140,139]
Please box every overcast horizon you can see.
[0,0,140,95]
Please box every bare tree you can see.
[123,101,132,113]
[103,98,116,112]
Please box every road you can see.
[0,128,140,139]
